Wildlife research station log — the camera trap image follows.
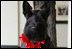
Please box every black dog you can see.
[23,1,53,48]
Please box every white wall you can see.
[68,1,71,48]
[1,1,18,45]
[56,24,68,47]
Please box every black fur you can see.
[23,1,52,48]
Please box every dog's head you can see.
[23,1,50,42]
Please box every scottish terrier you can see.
[23,1,53,48]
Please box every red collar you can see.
[19,33,45,48]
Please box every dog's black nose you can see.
[32,27,36,29]
[32,27,36,30]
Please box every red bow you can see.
[19,33,45,48]
[35,40,45,48]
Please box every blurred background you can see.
[1,1,71,48]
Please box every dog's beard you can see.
[24,27,46,43]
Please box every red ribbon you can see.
[35,40,45,48]
[19,33,45,48]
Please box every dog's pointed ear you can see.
[38,2,50,21]
[23,1,32,19]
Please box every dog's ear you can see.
[38,2,50,21]
[23,1,33,19]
